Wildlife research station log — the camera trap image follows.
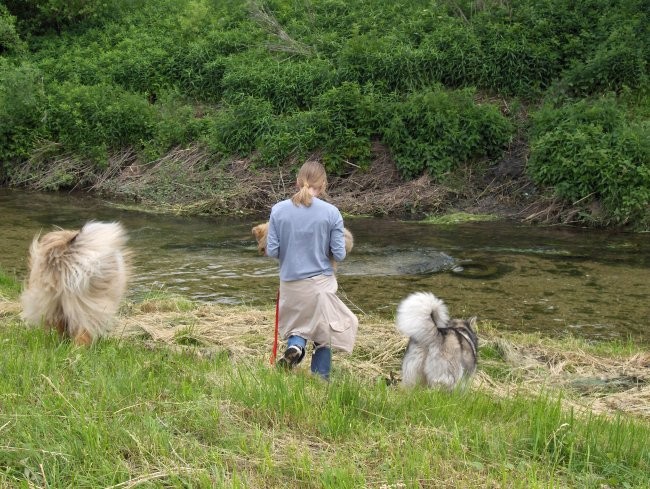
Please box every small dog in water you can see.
[20,221,130,345]
[396,292,478,389]
[251,222,354,268]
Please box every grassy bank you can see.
[1,271,649,487]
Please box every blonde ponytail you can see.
[291,160,327,207]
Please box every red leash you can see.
[270,289,280,365]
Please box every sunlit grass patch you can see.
[132,288,195,313]
[0,267,21,300]
[419,212,500,224]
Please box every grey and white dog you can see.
[396,292,478,389]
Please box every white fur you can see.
[396,291,449,342]
[21,221,130,341]
[396,292,476,389]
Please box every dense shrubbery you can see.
[0,62,46,162]
[45,82,157,162]
[3,0,136,35]
[0,0,648,224]
[562,23,649,96]
[204,95,274,156]
[384,88,514,179]
[217,83,383,175]
[528,97,650,225]
[0,5,26,56]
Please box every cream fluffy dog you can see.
[20,221,130,345]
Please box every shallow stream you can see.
[1,188,648,341]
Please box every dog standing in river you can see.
[396,292,478,389]
[20,221,130,345]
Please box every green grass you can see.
[0,268,21,300]
[2,270,649,487]
[0,320,648,488]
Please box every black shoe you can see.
[277,345,305,369]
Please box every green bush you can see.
[419,23,483,87]
[0,5,26,56]
[476,23,559,96]
[259,83,383,174]
[383,88,513,179]
[163,28,262,102]
[144,90,211,160]
[3,0,134,35]
[44,82,156,163]
[312,82,381,174]
[100,35,173,96]
[337,35,433,92]
[528,98,650,225]
[259,110,322,166]
[562,24,649,96]
[222,56,335,112]
[0,61,46,165]
[203,96,274,156]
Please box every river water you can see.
[1,188,648,341]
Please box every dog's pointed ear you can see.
[468,316,478,328]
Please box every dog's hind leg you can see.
[401,342,426,387]
[53,318,66,337]
[73,329,93,346]
[423,356,458,390]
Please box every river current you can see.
[1,188,648,341]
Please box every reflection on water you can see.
[1,188,649,341]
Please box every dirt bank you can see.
[8,140,570,222]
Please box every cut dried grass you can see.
[9,143,138,192]
[111,299,650,420]
[477,330,650,418]
[3,295,648,420]
[0,299,21,317]
[329,142,452,216]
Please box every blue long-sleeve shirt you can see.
[266,197,346,281]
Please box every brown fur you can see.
[20,222,131,345]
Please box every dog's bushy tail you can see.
[396,292,449,342]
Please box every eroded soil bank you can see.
[9,141,562,222]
